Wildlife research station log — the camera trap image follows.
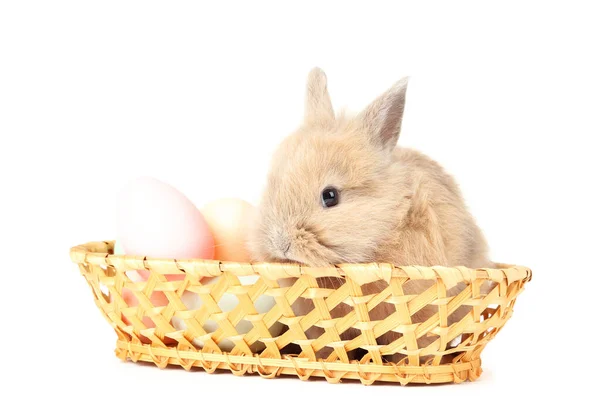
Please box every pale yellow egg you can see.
[201,198,256,262]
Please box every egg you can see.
[113,177,215,333]
[116,176,215,260]
[201,198,256,262]
[172,275,282,352]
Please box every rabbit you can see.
[248,67,494,363]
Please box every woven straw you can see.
[70,241,531,385]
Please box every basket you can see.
[69,241,532,385]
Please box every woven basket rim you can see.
[70,240,532,285]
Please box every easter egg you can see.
[172,275,282,351]
[116,176,215,260]
[201,198,256,262]
[112,176,214,333]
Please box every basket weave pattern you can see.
[70,241,531,385]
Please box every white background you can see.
[1,1,598,398]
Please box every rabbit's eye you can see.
[321,187,339,208]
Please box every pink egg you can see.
[116,176,215,260]
[116,177,213,336]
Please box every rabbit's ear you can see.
[358,77,409,152]
[304,67,335,126]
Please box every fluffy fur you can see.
[248,67,493,361]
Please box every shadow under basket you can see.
[70,241,532,385]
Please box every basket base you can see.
[115,340,483,385]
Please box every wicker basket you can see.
[70,241,532,385]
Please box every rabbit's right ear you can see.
[304,67,335,126]
[358,77,409,153]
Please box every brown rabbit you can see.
[248,67,493,361]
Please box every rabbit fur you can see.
[248,67,494,362]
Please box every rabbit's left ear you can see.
[304,67,335,126]
[358,77,409,152]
